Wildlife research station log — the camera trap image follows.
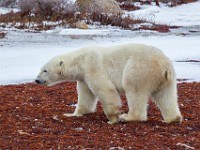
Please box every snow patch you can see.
[127,1,200,26]
[0,2,200,85]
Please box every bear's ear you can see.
[59,61,64,66]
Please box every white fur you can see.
[36,43,183,124]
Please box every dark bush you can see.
[0,0,146,31]
[19,0,77,19]
[0,32,6,39]
[0,0,18,7]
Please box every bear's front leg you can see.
[89,81,121,124]
[64,81,97,117]
[102,101,121,124]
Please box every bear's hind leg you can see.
[153,82,182,123]
[120,59,149,122]
[119,91,149,122]
[64,81,97,117]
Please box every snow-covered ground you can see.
[0,7,19,14]
[129,0,200,26]
[0,1,200,85]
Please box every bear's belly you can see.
[107,69,124,95]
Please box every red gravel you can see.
[0,82,200,149]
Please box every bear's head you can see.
[35,57,66,86]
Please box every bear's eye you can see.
[43,70,47,73]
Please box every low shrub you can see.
[0,0,181,32]
[0,0,18,8]
[19,0,77,19]
[0,32,6,39]
[86,13,144,29]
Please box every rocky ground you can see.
[0,82,199,149]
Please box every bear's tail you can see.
[164,69,175,81]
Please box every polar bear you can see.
[35,43,182,124]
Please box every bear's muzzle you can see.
[35,79,46,84]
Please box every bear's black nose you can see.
[35,79,41,84]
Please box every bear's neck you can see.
[65,66,82,81]
[63,53,84,81]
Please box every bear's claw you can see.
[63,113,83,117]
[107,119,119,124]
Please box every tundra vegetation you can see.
[0,0,196,32]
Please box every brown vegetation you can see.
[137,24,180,33]
[116,0,197,7]
[119,1,140,11]
[0,8,180,33]
[0,32,6,39]
[1,0,190,32]
[0,82,200,149]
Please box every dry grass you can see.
[0,10,178,33]
[0,10,146,31]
